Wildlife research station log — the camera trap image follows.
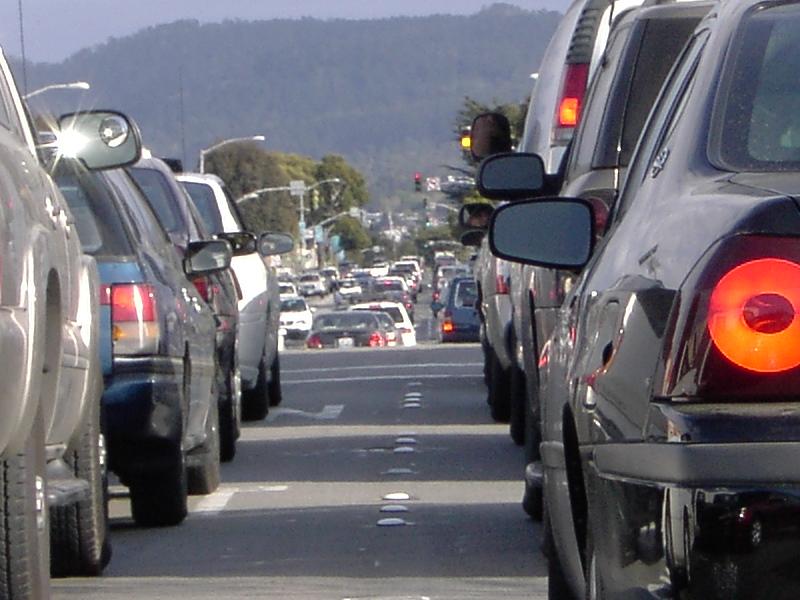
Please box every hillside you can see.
[22,4,560,199]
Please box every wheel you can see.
[509,366,526,446]
[187,390,221,496]
[489,351,511,422]
[242,349,269,421]
[268,354,282,407]
[50,395,110,577]
[219,361,241,463]
[0,409,50,599]
[129,452,188,527]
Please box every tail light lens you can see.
[307,333,323,349]
[554,63,589,140]
[442,319,455,334]
[662,235,800,399]
[368,331,385,347]
[107,284,160,355]
[495,274,510,295]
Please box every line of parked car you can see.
[0,44,297,598]
[465,1,800,597]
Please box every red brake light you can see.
[496,274,510,295]
[368,331,385,347]
[708,259,800,373]
[556,63,589,129]
[111,284,156,322]
[442,319,455,333]
[307,334,323,349]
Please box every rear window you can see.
[314,313,376,330]
[354,306,403,323]
[183,181,224,233]
[453,280,478,308]
[377,279,404,291]
[281,298,307,312]
[715,4,800,170]
[54,166,133,257]
[128,167,182,233]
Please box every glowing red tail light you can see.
[495,274,510,295]
[307,334,323,349]
[108,283,160,355]
[708,258,800,373]
[556,63,589,129]
[368,331,385,347]
[112,284,157,322]
[442,319,455,334]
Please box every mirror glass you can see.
[217,231,257,256]
[259,232,294,257]
[489,199,593,268]
[458,203,494,230]
[471,112,512,161]
[185,239,232,274]
[57,111,141,170]
[460,229,485,247]
[478,153,546,200]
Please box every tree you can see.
[331,216,371,256]
[454,95,529,159]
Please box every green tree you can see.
[331,216,371,254]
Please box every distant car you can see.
[280,296,314,339]
[351,301,417,347]
[319,266,339,292]
[334,278,363,305]
[279,282,298,298]
[306,311,390,349]
[438,276,480,343]
[372,276,415,320]
[298,272,327,297]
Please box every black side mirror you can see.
[471,112,512,162]
[184,239,232,275]
[489,198,594,269]
[460,229,485,247]
[477,153,546,200]
[458,202,494,231]
[217,231,257,256]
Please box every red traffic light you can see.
[414,172,423,192]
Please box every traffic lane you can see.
[54,345,545,599]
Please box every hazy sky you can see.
[1,0,570,63]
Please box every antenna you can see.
[17,0,28,94]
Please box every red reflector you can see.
[111,284,156,322]
[99,285,112,306]
[556,63,589,128]
[708,258,800,373]
[191,275,210,302]
[306,334,323,349]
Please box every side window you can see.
[0,73,20,133]
[615,31,709,218]
[108,170,171,250]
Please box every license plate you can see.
[338,337,354,348]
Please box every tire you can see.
[509,366,526,446]
[268,354,282,407]
[219,363,241,463]
[129,452,188,527]
[242,349,269,421]
[522,476,544,522]
[187,389,221,496]
[50,396,110,577]
[489,351,511,423]
[0,409,50,599]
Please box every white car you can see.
[298,272,327,297]
[335,278,362,305]
[279,282,298,298]
[351,301,416,347]
[178,172,290,420]
[279,296,314,339]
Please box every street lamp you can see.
[199,135,265,174]
[24,81,90,100]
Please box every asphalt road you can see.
[53,336,547,599]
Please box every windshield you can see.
[280,298,307,312]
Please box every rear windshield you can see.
[377,279,404,291]
[183,181,224,233]
[128,167,182,233]
[716,5,800,170]
[314,313,376,330]
[453,280,478,308]
[54,165,133,257]
[354,306,404,323]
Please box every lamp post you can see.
[199,135,265,174]
[24,81,90,100]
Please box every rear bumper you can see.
[103,355,184,477]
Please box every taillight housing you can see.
[104,283,160,355]
[307,333,323,349]
[368,331,385,347]
[553,63,589,142]
[442,319,455,334]
[662,235,800,399]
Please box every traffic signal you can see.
[414,172,423,192]
[460,126,472,154]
